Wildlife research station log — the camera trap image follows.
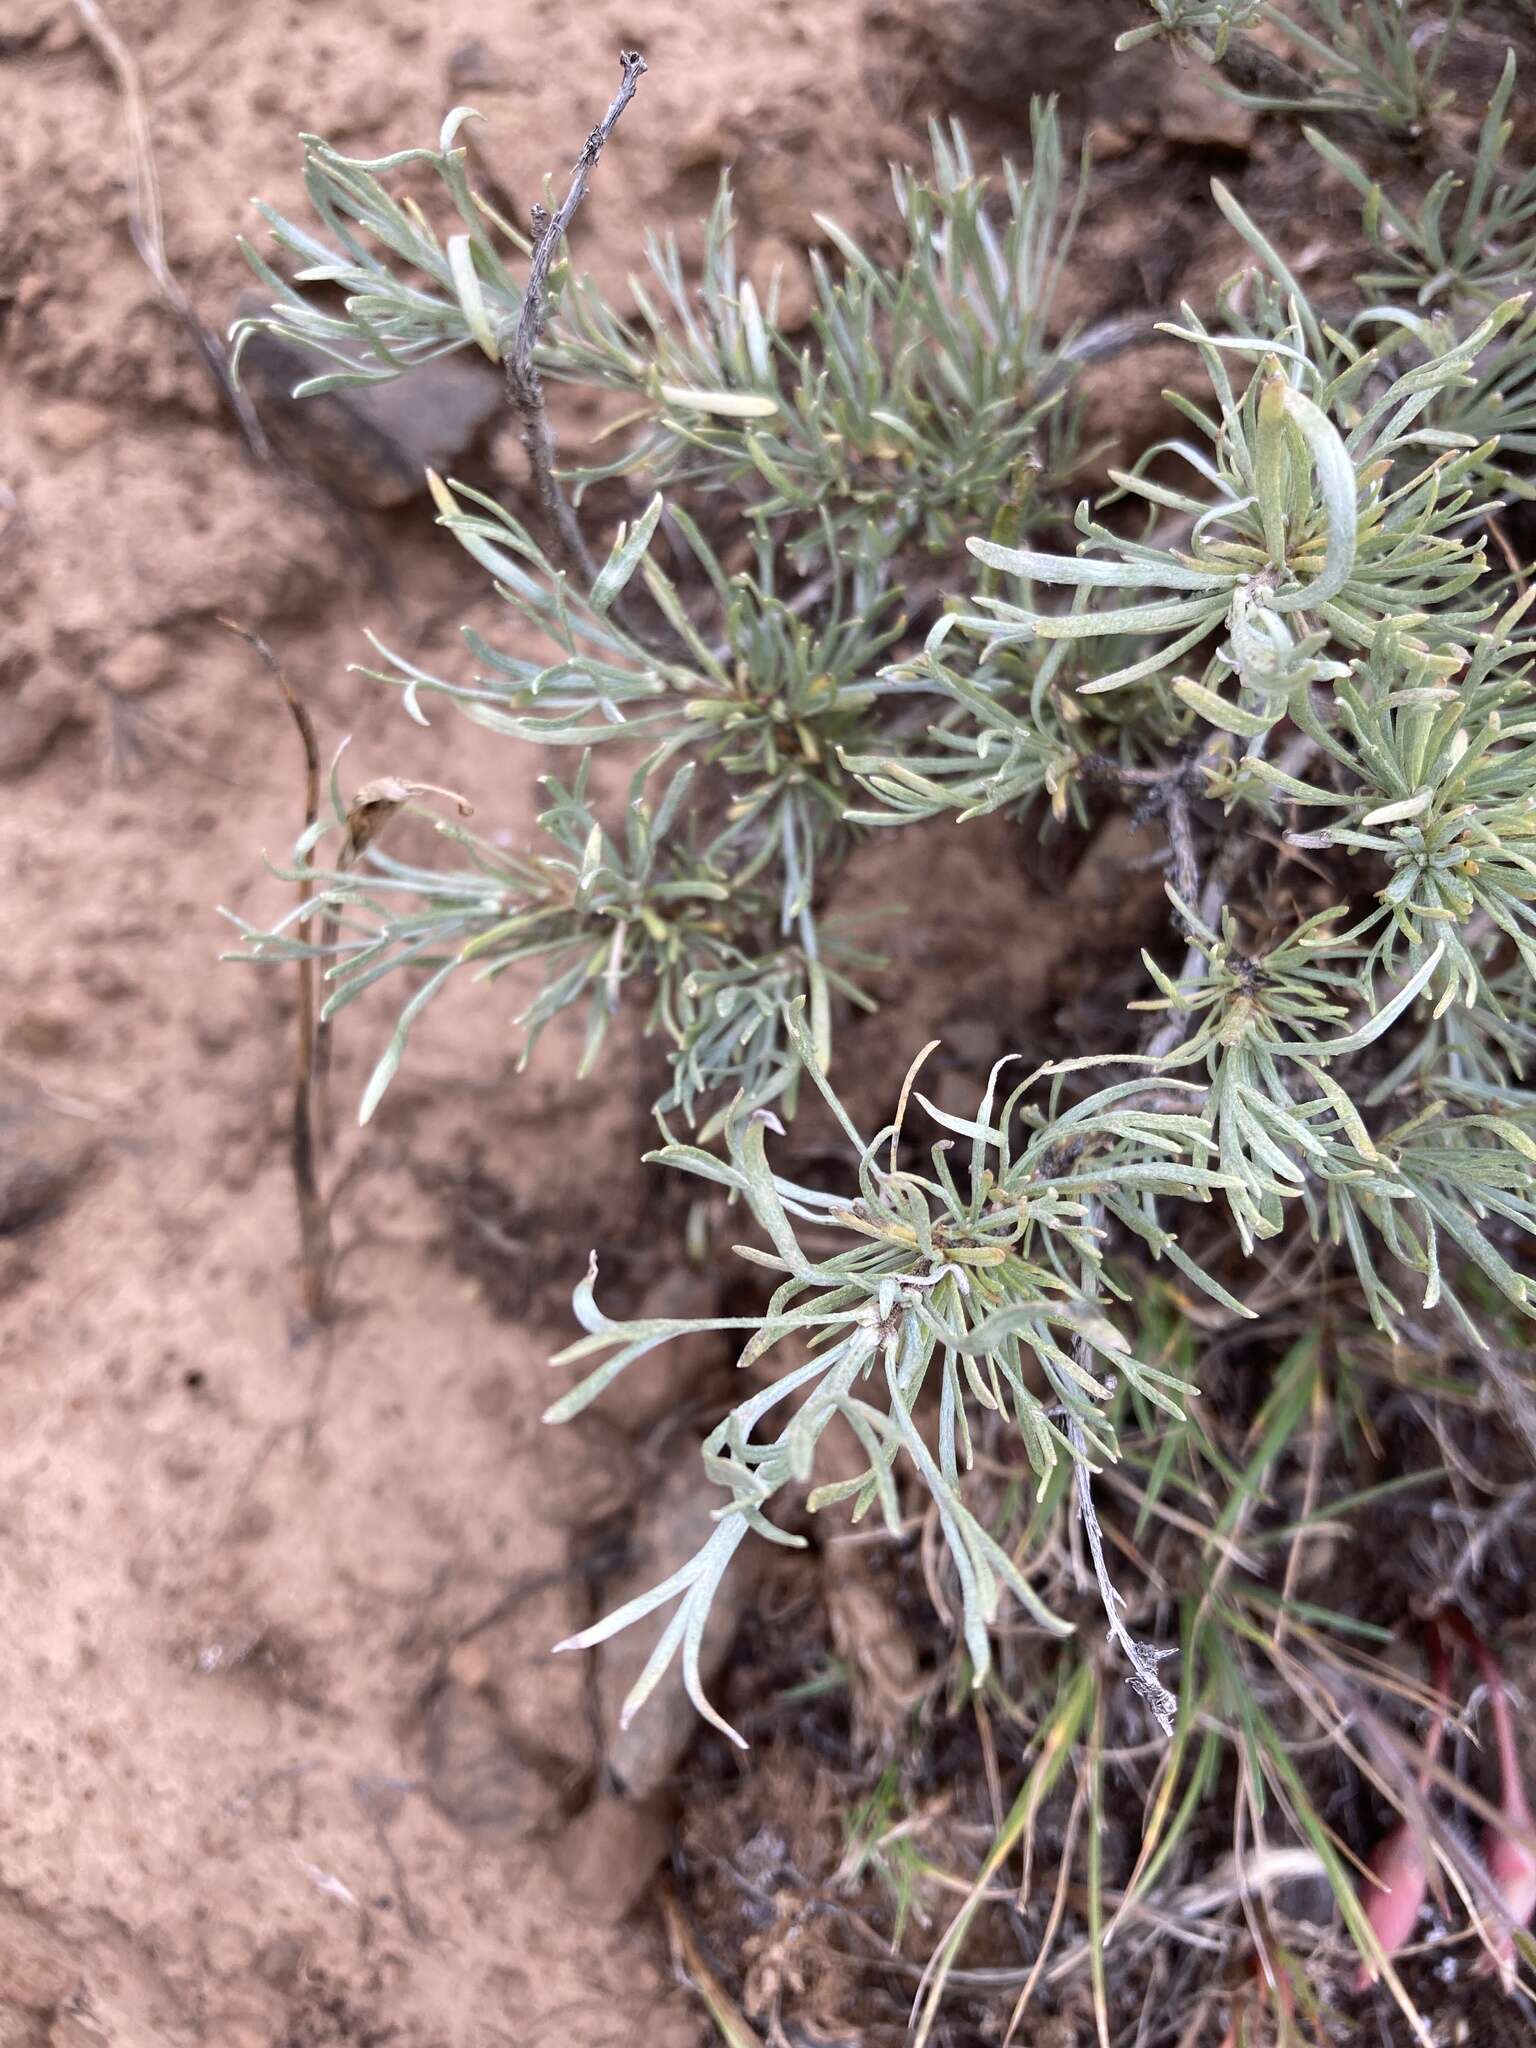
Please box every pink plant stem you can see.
[1442,1610,1536,1981]
[1353,1622,1453,1989]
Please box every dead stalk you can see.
[71,0,270,462]
[221,620,332,1320]
[503,49,648,580]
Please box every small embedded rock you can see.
[1084,120,1138,160]
[252,1933,306,1989]
[192,1009,242,1058]
[510,1422,637,1528]
[449,38,511,91]
[918,0,1139,108]
[0,672,77,778]
[596,1444,760,1799]
[1074,338,1206,489]
[330,73,409,142]
[1159,69,1257,150]
[234,299,506,509]
[446,1573,594,1781]
[98,631,168,698]
[420,1677,561,1842]
[0,1105,97,1236]
[32,398,113,456]
[4,1011,74,1059]
[745,145,824,245]
[667,102,739,177]
[551,1792,670,1922]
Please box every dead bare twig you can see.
[1069,1229,1180,1738]
[1083,736,1224,942]
[71,0,271,462]
[1486,510,1529,594]
[1070,1416,1180,1737]
[503,49,648,581]
[1139,731,1321,1063]
[220,620,332,1320]
[75,1,398,614]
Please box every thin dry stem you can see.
[1069,1404,1179,1736]
[73,0,270,461]
[1275,1367,1328,1652]
[221,619,331,1320]
[504,49,648,580]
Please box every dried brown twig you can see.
[503,49,648,580]
[72,0,270,462]
[1083,744,1216,933]
[210,649,472,1321]
[220,621,331,1320]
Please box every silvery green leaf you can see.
[589,493,665,613]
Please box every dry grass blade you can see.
[1001,1753,1089,2044]
[1085,1670,1111,2048]
[71,0,270,461]
[910,1661,1095,2048]
[658,1882,766,2048]
[1274,1367,1328,1653]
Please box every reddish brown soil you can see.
[0,2,900,2041]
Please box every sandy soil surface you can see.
[0,2,912,2041]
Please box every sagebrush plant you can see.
[229,17,1536,2032]
[1234,0,1464,130]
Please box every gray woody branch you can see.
[503,49,649,582]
